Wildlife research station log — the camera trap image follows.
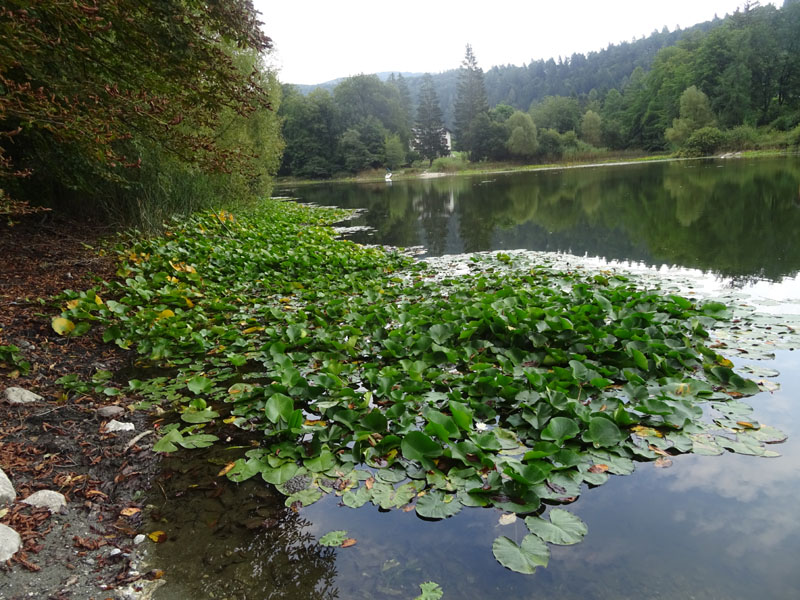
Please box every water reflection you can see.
[149,448,339,600]
[281,157,800,281]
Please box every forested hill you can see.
[295,16,722,126]
[279,1,800,179]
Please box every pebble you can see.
[3,386,43,404]
[96,405,125,419]
[105,420,135,433]
[0,468,15,505]
[22,489,67,513]
[0,523,21,561]
[133,534,146,545]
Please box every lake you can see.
[147,156,800,599]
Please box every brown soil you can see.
[0,213,160,599]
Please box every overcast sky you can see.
[254,1,771,85]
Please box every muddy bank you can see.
[0,214,160,599]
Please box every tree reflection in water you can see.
[284,157,800,282]
[147,446,339,600]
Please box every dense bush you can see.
[681,127,724,157]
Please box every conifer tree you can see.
[414,74,448,165]
[454,44,489,156]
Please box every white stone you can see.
[0,524,21,561]
[22,489,67,513]
[133,534,146,545]
[0,469,15,505]
[3,386,43,404]
[105,420,135,433]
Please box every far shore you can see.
[276,148,793,188]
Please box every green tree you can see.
[454,44,490,157]
[580,110,603,147]
[279,87,340,178]
[529,96,581,134]
[506,111,539,159]
[468,113,507,161]
[384,134,406,170]
[665,86,716,147]
[0,0,276,210]
[339,129,370,173]
[414,74,448,165]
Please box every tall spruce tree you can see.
[415,74,448,165]
[454,44,489,156]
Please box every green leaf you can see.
[262,462,300,485]
[265,393,294,423]
[415,490,462,519]
[285,488,322,507]
[319,530,349,547]
[401,431,443,462]
[631,348,649,371]
[180,409,219,423]
[152,429,183,453]
[541,417,579,444]
[226,458,263,482]
[415,581,444,600]
[187,375,213,395]
[178,433,218,449]
[525,508,587,545]
[587,417,624,447]
[492,535,549,574]
[342,485,372,508]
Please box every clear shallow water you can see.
[147,157,800,599]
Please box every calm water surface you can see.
[149,157,800,599]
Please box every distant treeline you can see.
[280,0,800,178]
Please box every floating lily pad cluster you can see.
[53,200,784,575]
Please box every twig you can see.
[124,429,153,452]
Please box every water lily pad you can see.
[525,508,587,545]
[319,530,349,547]
[492,534,549,574]
[415,490,462,519]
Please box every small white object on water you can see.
[105,420,135,433]
[22,490,67,513]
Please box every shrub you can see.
[681,126,724,157]
[722,125,758,151]
[431,154,469,172]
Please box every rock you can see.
[3,386,43,404]
[0,524,22,561]
[22,490,67,513]
[96,405,125,419]
[0,469,15,505]
[105,420,135,433]
[133,534,146,545]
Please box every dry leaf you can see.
[120,507,140,517]
[148,531,167,543]
[654,457,673,468]
[341,538,357,548]
[498,513,517,525]
[588,464,609,473]
[217,462,236,477]
[648,445,671,457]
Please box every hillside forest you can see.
[280,0,800,179]
[2,1,800,222]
